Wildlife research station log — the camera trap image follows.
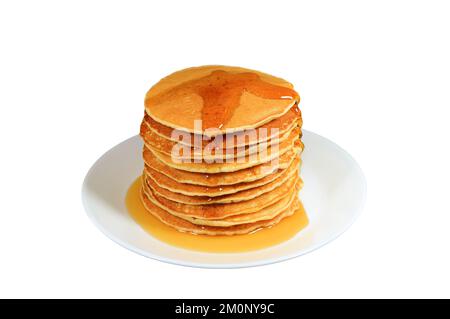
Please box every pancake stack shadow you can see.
[139,66,304,236]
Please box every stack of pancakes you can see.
[139,65,304,235]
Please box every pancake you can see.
[142,105,302,149]
[144,166,299,205]
[144,65,300,135]
[143,155,300,197]
[146,138,303,174]
[143,174,302,219]
[143,124,301,161]
[144,157,299,201]
[142,182,299,227]
[140,187,301,235]
[180,190,298,226]
[141,117,301,160]
[143,147,300,186]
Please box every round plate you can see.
[82,130,366,268]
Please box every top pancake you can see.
[144,65,300,136]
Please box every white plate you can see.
[82,130,366,268]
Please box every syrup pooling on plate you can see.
[145,70,299,130]
[126,177,308,253]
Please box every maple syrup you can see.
[126,177,308,253]
[146,69,299,130]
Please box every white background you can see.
[1,0,449,298]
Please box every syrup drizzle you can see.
[126,177,309,253]
[146,70,299,130]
